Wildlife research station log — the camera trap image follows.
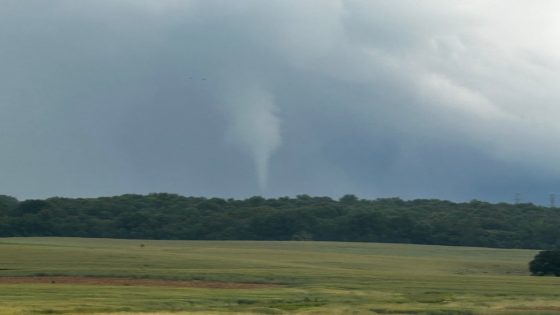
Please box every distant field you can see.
[0,238,558,314]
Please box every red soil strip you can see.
[0,276,278,289]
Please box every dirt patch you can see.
[507,306,560,311]
[0,276,278,289]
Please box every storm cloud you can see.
[1,0,560,204]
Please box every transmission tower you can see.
[514,193,521,205]
[550,193,556,208]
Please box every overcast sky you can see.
[2,1,560,203]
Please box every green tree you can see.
[529,250,560,276]
[339,194,358,203]
[0,195,18,214]
[17,200,48,214]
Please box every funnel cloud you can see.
[225,85,281,191]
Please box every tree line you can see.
[0,193,559,249]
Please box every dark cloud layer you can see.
[2,1,560,204]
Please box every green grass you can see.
[0,237,558,314]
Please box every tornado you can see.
[224,85,282,191]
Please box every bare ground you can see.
[0,276,278,289]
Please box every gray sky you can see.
[2,0,560,203]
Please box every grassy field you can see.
[0,238,558,314]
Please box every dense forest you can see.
[0,193,558,249]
